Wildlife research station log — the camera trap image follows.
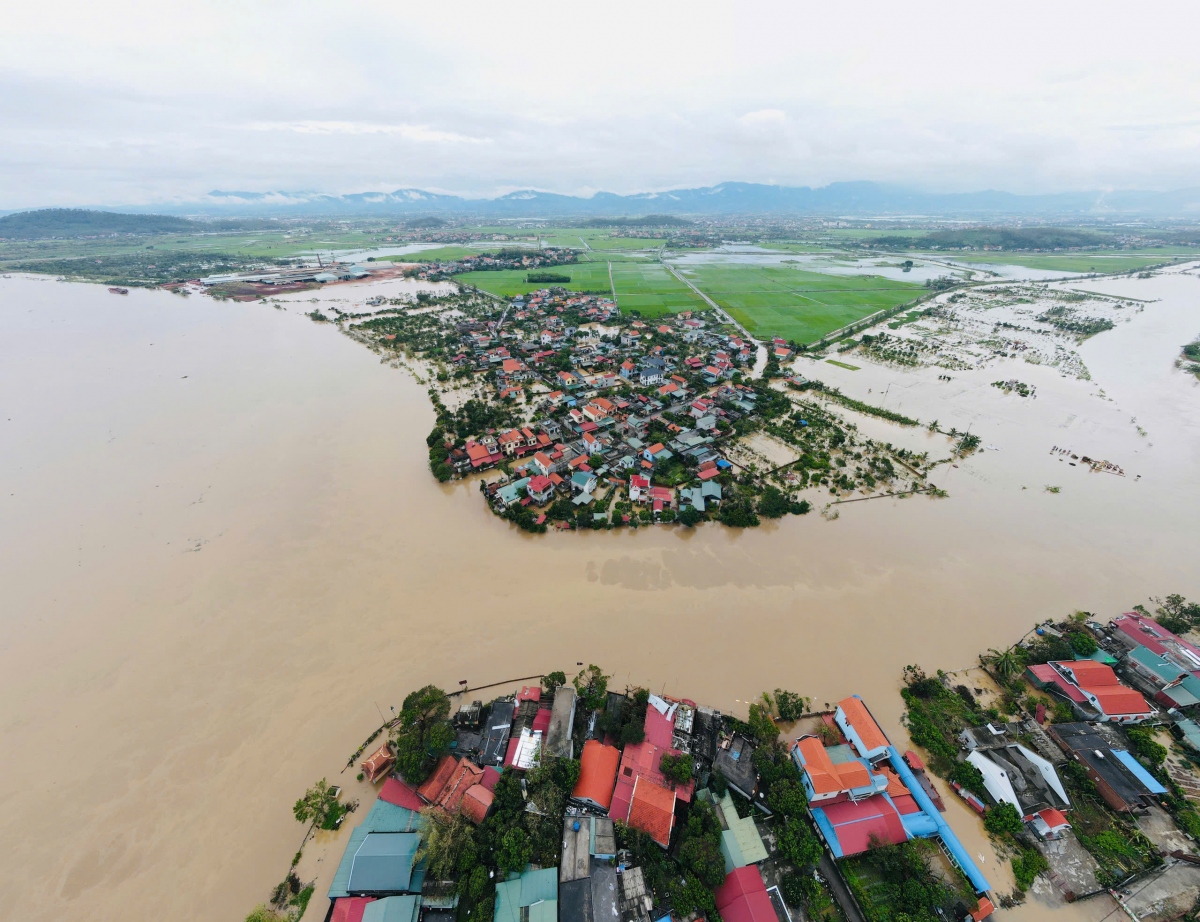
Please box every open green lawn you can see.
[678,263,922,343]
[933,252,1189,274]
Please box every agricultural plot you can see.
[678,263,922,344]
[936,253,1185,274]
[456,261,616,298]
[609,261,705,317]
[379,246,482,262]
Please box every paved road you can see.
[662,261,768,378]
[819,852,867,922]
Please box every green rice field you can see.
[678,263,923,343]
[456,261,617,298]
[934,253,1185,274]
[457,257,704,316]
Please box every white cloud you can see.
[246,121,488,144]
[738,109,788,128]
[0,0,1198,206]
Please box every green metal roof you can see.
[493,868,559,922]
[363,895,421,922]
[716,792,767,872]
[527,900,559,922]
[328,800,423,899]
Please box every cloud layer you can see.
[2,0,1199,208]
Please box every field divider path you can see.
[664,261,767,378]
[608,261,616,300]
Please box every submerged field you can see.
[677,263,923,343]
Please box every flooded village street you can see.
[1,270,1198,922]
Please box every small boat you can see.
[108,287,129,295]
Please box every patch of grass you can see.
[824,359,860,371]
[679,263,922,343]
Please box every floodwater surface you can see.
[1,272,1198,922]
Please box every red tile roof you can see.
[361,744,395,783]
[461,784,494,824]
[628,776,676,846]
[417,754,459,802]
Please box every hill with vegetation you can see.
[0,209,200,239]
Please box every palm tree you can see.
[985,647,1021,681]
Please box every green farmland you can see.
[935,252,1185,274]
[677,263,923,343]
[458,257,704,316]
[457,261,617,298]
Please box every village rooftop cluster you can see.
[348,285,933,533]
[311,679,994,922]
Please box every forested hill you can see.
[0,209,198,238]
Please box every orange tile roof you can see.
[417,754,459,803]
[628,776,676,847]
[796,737,872,795]
[839,696,890,752]
[573,740,620,810]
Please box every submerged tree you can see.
[293,779,342,829]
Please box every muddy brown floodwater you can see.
[1,271,1198,922]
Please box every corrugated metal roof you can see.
[362,895,420,922]
[328,800,422,899]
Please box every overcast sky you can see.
[3,1,1199,208]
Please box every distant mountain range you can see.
[7,182,1200,223]
[160,181,1200,218]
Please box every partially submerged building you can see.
[1026,661,1156,724]
[793,696,991,899]
[1048,722,1167,813]
[328,798,424,906]
[958,724,1070,819]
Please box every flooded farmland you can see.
[1,268,1198,922]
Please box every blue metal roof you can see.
[1111,750,1168,795]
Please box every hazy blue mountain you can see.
[39,182,1200,219]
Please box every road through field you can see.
[664,260,767,376]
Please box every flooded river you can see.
[1,271,1198,922]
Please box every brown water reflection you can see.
[1,272,1197,922]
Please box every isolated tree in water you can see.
[293,779,341,828]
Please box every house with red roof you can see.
[417,755,494,825]
[714,867,776,922]
[526,475,555,504]
[1026,661,1156,724]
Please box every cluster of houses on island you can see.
[431,293,789,520]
